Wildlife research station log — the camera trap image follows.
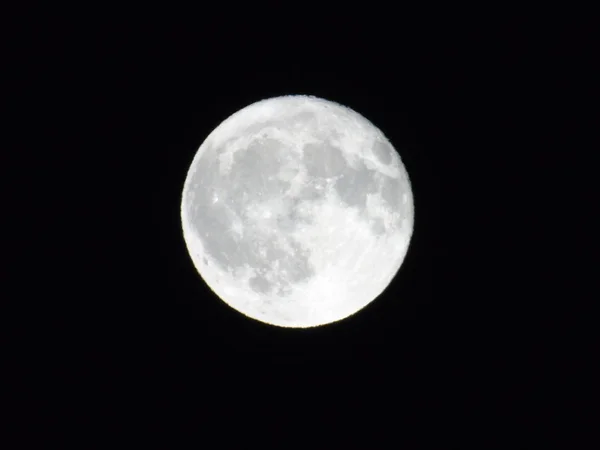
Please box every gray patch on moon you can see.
[372,140,393,165]
[302,141,347,178]
[370,217,386,236]
[249,274,272,294]
[380,174,401,209]
[334,159,379,210]
[297,180,327,203]
[220,138,295,217]
[228,137,290,197]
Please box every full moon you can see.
[181,95,414,328]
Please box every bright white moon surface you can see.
[181,95,414,328]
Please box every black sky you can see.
[5,8,595,447]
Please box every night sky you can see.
[5,8,593,447]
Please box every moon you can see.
[181,95,414,328]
